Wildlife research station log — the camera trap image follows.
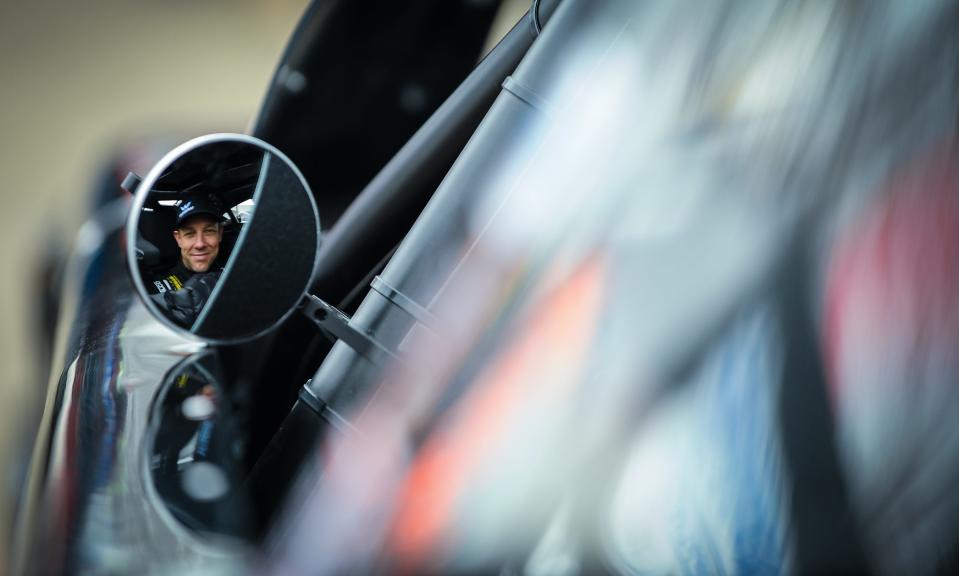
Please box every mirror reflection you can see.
[129,135,320,341]
[136,142,262,329]
[148,353,250,538]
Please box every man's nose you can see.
[193,235,209,249]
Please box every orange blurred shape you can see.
[387,254,608,571]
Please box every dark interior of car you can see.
[135,142,264,276]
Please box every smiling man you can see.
[148,194,226,328]
[174,199,223,274]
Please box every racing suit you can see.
[147,261,223,328]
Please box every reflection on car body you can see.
[147,352,250,538]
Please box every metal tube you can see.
[311,0,561,299]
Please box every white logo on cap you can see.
[179,201,195,217]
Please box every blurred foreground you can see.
[268,1,959,574]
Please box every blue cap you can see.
[175,194,224,227]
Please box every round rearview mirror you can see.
[126,134,320,342]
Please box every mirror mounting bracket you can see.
[300,294,399,366]
[121,171,142,195]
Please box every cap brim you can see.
[176,210,222,226]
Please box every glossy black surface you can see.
[147,353,251,539]
[16,203,245,574]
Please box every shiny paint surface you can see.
[15,201,246,574]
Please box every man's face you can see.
[174,215,222,273]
